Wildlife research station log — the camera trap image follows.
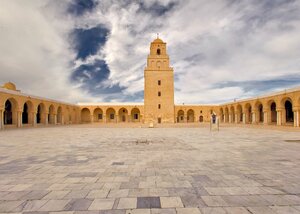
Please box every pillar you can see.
[293,109,299,127]
[252,112,256,124]
[61,115,64,125]
[45,112,49,125]
[104,114,107,123]
[242,113,246,124]
[54,114,57,125]
[276,109,282,126]
[90,114,94,123]
[116,114,119,123]
[229,114,232,123]
[17,110,22,128]
[235,113,238,123]
[263,111,268,125]
[33,112,37,127]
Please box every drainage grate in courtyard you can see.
[285,140,300,143]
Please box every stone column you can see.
[61,115,64,125]
[17,110,22,128]
[229,114,232,123]
[235,113,238,123]
[242,113,246,124]
[33,112,37,127]
[252,112,256,124]
[293,109,299,127]
[103,114,107,123]
[90,114,94,123]
[128,114,131,123]
[45,112,49,125]
[116,114,118,123]
[54,114,57,125]
[263,111,268,125]
[276,109,282,126]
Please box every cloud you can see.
[1,0,300,105]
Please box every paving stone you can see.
[117,198,137,209]
[38,200,71,211]
[64,199,93,211]
[150,208,176,214]
[160,197,183,208]
[137,197,161,209]
[175,208,201,214]
[89,199,115,210]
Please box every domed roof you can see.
[2,82,17,91]
[152,38,164,43]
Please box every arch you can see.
[157,48,161,55]
[93,108,103,122]
[48,105,56,124]
[199,115,204,123]
[255,101,264,123]
[269,101,277,123]
[106,108,116,123]
[187,109,194,123]
[118,108,128,122]
[81,108,91,123]
[219,108,224,123]
[224,107,229,123]
[244,103,252,124]
[230,106,235,123]
[284,99,294,124]
[236,104,243,123]
[177,110,184,123]
[3,98,18,125]
[131,108,140,122]
[22,100,34,125]
[57,106,62,124]
[36,103,46,124]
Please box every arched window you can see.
[157,49,161,55]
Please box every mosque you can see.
[0,37,300,129]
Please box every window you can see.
[98,114,103,120]
[158,91,161,96]
[158,117,161,123]
[200,110,202,113]
[134,114,139,120]
[158,80,161,85]
[110,114,114,119]
[157,49,161,55]
[158,104,161,109]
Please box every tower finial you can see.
[157,33,159,39]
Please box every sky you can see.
[0,0,300,104]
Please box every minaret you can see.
[144,36,175,124]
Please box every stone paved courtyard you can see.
[0,125,300,214]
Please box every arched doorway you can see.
[220,108,224,122]
[131,108,140,122]
[255,102,263,123]
[187,109,194,122]
[48,105,55,124]
[177,110,184,123]
[230,106,235,123]
[285,100,294,123]
[81,108,91,123]
[270,102,277,123]
[22,103,29,124]
[106,108,116,123]
[57,107,62,124]
[245,103,252,123]
[237,105,243,123]
[93,108,103,122]
[4,99,18,125]
[118,108,128,122]
[224,107,229,123]
[36,103,45,124]
[199,115,204,123]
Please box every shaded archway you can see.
[177,110,184,123]
[131,108,140,122]
[255,102,264,123]
[230,106,235,123]
[199,115,204,123]
[270,101,277,123]
[219,108,224,123]
[224,107,229,123]
[118,108,128,122]
[22,101,33,125]
[106,108,116,123]
[187,109,194,123]
[48,105,56,124]
[244,103,252,124]
[4,98,18,125]
[93,108,103,122]
[285,100,294,123]
[237,105,243,123]
[57,106,62,124]
[81,108,91,123]
[36,103,46,124]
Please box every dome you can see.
[152,38,164,43]
[2,82,17,91]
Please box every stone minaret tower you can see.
[144,37,175,124]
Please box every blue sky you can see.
[0,0,300,104]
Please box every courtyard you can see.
[0,125,300,214]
